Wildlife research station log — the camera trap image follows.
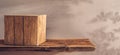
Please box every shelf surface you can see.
[0,39,95,51]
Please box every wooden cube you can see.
[4,15,46,46]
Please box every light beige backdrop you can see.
[0,0,120,55]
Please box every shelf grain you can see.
[0,39,95,51]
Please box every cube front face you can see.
[4,15,46,46]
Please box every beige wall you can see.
[0,0,120,55]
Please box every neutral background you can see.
[0,0,120,55]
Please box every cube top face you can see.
[4,15,46,46]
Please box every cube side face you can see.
[37,15,46,45]
[14,16,24,45]
[24,16,38,46]
[4,16,15,45]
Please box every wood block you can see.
[4,16,15,45]
[4,15,46,46]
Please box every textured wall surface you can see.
[0,0,120,55]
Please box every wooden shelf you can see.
[0,39,95,51]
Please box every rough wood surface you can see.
[4,15,46,46]
[37,15,46,45]
[0,39,95,51]
[14,16,24,45]
[24,16,38,46]
[4,16,15,45]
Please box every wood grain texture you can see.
[4,16,15,45]
[4,15,46,46]
[14,16,24,45]
[0,39,95,51]
[24,16,38,46]
[37,15,46,45]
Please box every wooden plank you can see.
[14,16,24,45]
[41,15,46,44]
[4,16,15,45]
[30,16,38,45]
[24,16,38,46]
[37,15,46,45]
[0,39,95,51]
